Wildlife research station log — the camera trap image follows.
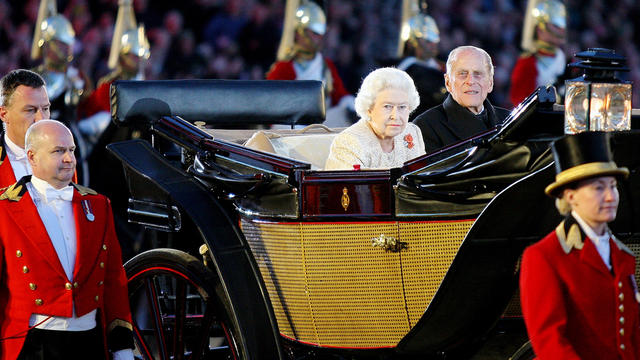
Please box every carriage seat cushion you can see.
[244,131,339,170]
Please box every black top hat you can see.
[545,131,629,197]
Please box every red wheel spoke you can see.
[146,276,169,360]
[191,298,217,360]
[172,279,187,360]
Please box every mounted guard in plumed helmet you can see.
[510,0,568,106]
[396,0,446,119]
[78,0,150,151]
[104,0,150,85]
[31,0,90,119]
[267,0,352,118]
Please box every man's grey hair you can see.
[354,67,420,121]
[445,45,494,79]
[25,119,72,152]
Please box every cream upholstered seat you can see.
[244,129,340,170]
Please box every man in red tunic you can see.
[266,0,350,108]
[509,0,567,106]
[0,120,133,359]
[520,131,640,359]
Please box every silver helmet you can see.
[31,0,76,60]
[521,0,566,53]
[108,0,150,69]
[276,0,327,61]
[397,0,439,58]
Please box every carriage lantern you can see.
[564,48,632,134]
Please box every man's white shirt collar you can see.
[30,175,74,203]
[4,132,26,160]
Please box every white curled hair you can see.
[354,67,420,122]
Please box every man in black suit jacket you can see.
[413,46,510,152]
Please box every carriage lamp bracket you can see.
[371,234,407,252]
[127,199,182,232]
[199,244,213,267]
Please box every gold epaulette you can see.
[71,183,98,196]
[0,182,26,202]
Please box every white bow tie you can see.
[44,186,74,203]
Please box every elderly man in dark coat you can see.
[412,45,510,153]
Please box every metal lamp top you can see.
[568,48,629,81]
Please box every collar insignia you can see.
[556,215,585,254]
[71,183,98,196]
[0,180,29,202]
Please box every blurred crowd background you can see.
[1,0,640,109]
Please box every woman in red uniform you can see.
[520,131,640,359]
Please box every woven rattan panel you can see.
[301,222,408,347]
[240,220,312,338]
[399,220,474,325]
[241,218,475,347]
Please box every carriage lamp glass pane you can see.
[564,81,589,134]
[589,83,632,132]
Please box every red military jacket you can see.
[0,141,18,189]
[266,56,350,106]
[520,218,640,359]
[0,177,132,359]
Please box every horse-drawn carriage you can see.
[105,79,640,359]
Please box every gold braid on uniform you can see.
[71,183,98,196]
[0,176,31,202]
[555,214,586,253]
[107,319,134,352]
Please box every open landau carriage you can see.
[107,79,640,360]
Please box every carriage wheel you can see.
[125,248,241,360]
[509,340,535,360]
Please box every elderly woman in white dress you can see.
[324,67,426,170]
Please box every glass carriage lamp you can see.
[564,48,632,134]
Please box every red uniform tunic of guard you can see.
[520,222,640,359]
[266,57,349,106]
[0,180,132,359]
[77,80,111,119]
[0,144,17,189]
[510,50,566,106]
[510,55,538,106]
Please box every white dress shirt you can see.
[572,210,612,270]
[4,133,31,181]
[27,175,97,330]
